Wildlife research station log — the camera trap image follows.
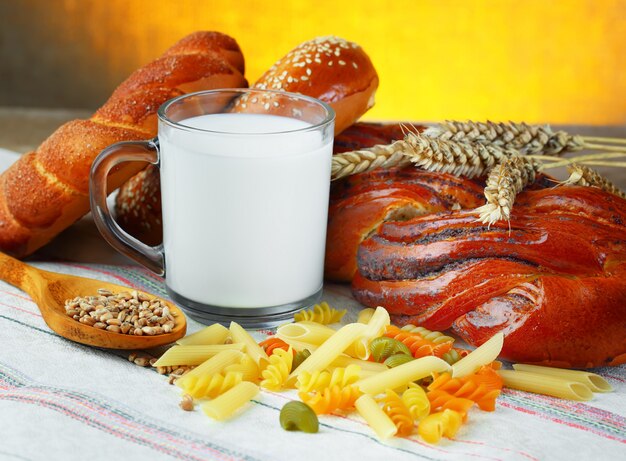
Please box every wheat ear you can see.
[331,140,411,180]
[402,131,518,178]
[423,120,585,155]
[561,164,626,199]
[474,156,538,225]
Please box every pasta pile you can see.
[157,302,613,442]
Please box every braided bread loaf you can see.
[339,170,626,367]
[0,32,247,257]
[115,36,379,245]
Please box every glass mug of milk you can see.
[90,89,335,327]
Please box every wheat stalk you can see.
[330,132,517,180]
[474,156,538,225]
[425,120,626,154]
[561,164,626,199]
[331,140,411,180]
[423,120,585,155]
[401,132,519,178]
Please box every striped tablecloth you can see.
[1,260,624,461]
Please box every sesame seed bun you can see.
[252,36,379,134]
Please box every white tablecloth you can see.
[0,148,624,461]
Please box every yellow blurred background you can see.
[1,0,625,124]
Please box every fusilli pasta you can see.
[401,383,430,421]
[294,302,346,324]
[260,348,293,390]
[418,409,464,444]
[385,326,454,359]
[181,371,243,399]
[427,365,503,411]
[299,385,362,414]
[369,336,411,362]
[292,349,312,371]
[401,325,455,344]
[297,365,361,393]
[381,389,414,436]
[259,337,292,356]
[224,354,260,382]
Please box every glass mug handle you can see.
[89,139,165,275]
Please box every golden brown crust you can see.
[0,31,247,258]
[115,165,162,246]
[38,120,149,194]
[253,36,378,134]
[3,153,78,229]
[115,36,380,246]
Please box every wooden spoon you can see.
[0,251,186,349]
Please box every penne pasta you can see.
[175,350,243,391]
[451,332,504,378]
[356,308,376,324]
[278,337,319,353]
[512,364,612,393]
[355,356,451,396]
[498,370,594,401]
[330,355,388,374]
[201,381,260,420]
[229,321,269,366]
[362,306,391,340]
[355,394,398,439]
[350,306,391,360]
[287,323,367,384]
[277,322,335,346]
[176,323,230,346]
[153,344,246,367]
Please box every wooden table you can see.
[1,106,625,189]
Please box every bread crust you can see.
[253,36,379,134]
[0,31,247,257]
[115,36,380,245]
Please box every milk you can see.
[159,113,333,308]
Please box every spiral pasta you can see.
[294,302,346,324]
[224,354,260,382]
[401,325,455,344]
[385,326,454,359]
[299,385,362,414]
[427,365,503,411]
[292,349,312,371]
[297,365,361,393]
[369,337,412,362]
[181,371,243,399]
[401,383,430,421]
[381,389,414,436]
[260,348,293,390]
[442,348,466,365]
[259,337,292,356]
[418,409,464,444]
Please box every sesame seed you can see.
[328,61,333,66]
[352,62,358,68]
[264,102,270,110]
[338,60,346,66]
[301,76,308,81]
[306,68,312,75]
